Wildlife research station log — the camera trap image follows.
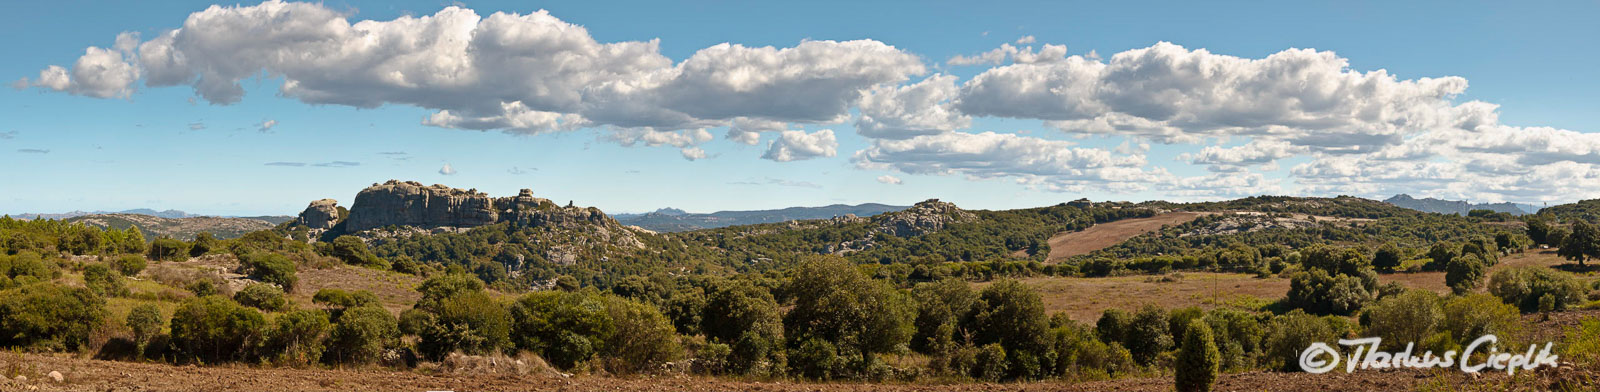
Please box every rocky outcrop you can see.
[297,199,341,230]
[877,199,976,237]
[343,181,500,232]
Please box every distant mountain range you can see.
[8,209,293,223]
[1383,194,1540,216]
[615,203,908,232]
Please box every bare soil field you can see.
[1379,249,1595,295]
[3,349,1592,392]
[1045,212,1207,262]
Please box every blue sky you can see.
[4,0,1598,216]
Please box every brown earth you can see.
[1378,249,1596,295]
[3,351,1592,392]
[1045,212,1208,263]
[982,272,1291,322]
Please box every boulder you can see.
[296,199,341,230]
[46,371,62,383]
[344,180,499,232]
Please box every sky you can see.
[3,0,1598,216]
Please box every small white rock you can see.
[13,375,25,382]
[46,371,62,382]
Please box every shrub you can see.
[1424,242,1458,271]
[398,308,435,336]
[600,296,683,373]
[1444,253,1487,295]
[234,283,289,311]
[1286,268,1372,315]
[1263,310,1338,371]
[1373,243,1403,272]
[701,280,783,373]
[1123,305,1173,366]
[1175,319,1220,392]
[83,263,128,297]
[266,309,330,366]
[169,296,267,363]
[312,288,379,310]
[325,306,398,365]
[415,273,484,311]
[782,256,915,369]
[418,291,511,359]
[126,303,163,349]
[789,338,840,380]
[964,279,1049,367]
[1563,319,1600,369]
[148,238,191,262]
[972,343,1008,381]
[239,252,297,292]
[0,282,106,351]
[1487,267,1586,313]
[509,291,613,369]
[1167,306,1206,343]
[189,232,219,257]
[1441,294,1521,347]
[113,254,147,276]
[0,251,54,288]
[1049,324,1135,378]
[1362,290,1442,351]
[910,279,976,355]
[329,236,387,269]
[1096,308,1130,344]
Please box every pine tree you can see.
[1175,319,1220,392]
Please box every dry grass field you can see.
[1044,212,1208,262]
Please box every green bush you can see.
[83,263,128,297]
[415,273,484,311]
[600,296,683,373]
[911,279,976,354]
[701,280,783,374]
[1263,310,1338,371]
[0,251,54,288]
[127,303,162,355]
[790,338,840,380]
[1096,308,1131,344]
[266,309,330,366]
[234,283,289,311]
[1373,243,1403,272]
[325,306,398,365]
[782,256,915,370]
[972,343,1008,381]
[0,282,106,351]
[190,232,219,257]
[329,235,388,269]
[509,290,613,369]
[113,254,147,276]
[1563,319,1600,369]
[964,279,1049,379]
[1441,294,1521,347]
[1487,267,1586,313]
[1362,290,1441,350]
[312,288,379,310]
[398,308,435,336]
[239,252,298,292]
[418,291,511,359]
[169,296,267,363]
[1175,319,1220,392]
[1286,268,1372,315]
[1123,305,1173,366]
[1444,253,1487,295]
[148,238,191,262]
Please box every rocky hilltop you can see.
[295,181,641,250]
[65,214,279,240]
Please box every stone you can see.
[296,199,341,230]
[46,371,62,382]
[343,180,499,232]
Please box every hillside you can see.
[615,203,907,232]
[63,213,281,240]
[1383,193,1535,215]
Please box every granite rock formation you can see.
[297,199,341,230]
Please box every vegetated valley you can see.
[2,180,1599,391]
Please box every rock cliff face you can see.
[297,199,341,230]
[343,181,501,232]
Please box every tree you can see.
[599,296,683,373]
[112,254,147,276]
[330,235,387,269]
[127,304,163,355]
[1487,267,1586,312]
[1175,320,1220,392]
[1559,220,1600,266]
[418,291,511,359]
[266,309,330,366]
[701,280,783,374]
[964,279,1049,379]
[1287,268,1373,315]
[911,279,976,354]
[234,283,289,311]
[83,263,128,297]
[1525,217,1551,245]
[782,257,915,369]
[1373,243,1403,272]
[190,232,220,257]
[1263,310,1337,371]
[169,296,267,363]
[1123,305,1173,365]
[1362,290,1441,350]
[0,283,106,351]
[1096,308,1131,344]
[325,306,398,364]
[239,252,298,292]
[1444,254,1487,295]
[1425,242,1458,272]
[148,238,191,262]
[509,291,614,369]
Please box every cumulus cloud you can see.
[40,1,922,141]
[876,175,903,185]
[853,131,1165,192]
[947,43,1068,66]
[257,119,277,132]
[1177,139,1302,172]
[856,75,970,139]
[681,147,708,161]
[725,117,787,145]
[439,163,457,175]
[1016,35,1036,44]
[762,129,838,162]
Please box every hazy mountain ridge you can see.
[615,203,909,232]
[1383,194,1539,216]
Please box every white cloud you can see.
[876,175,903,185]
[1015,35,1036,44]
[257,119,277,132]
[725,117,788,145]
[681,147,708,161]
[855,74,970,139]
[40,1,924,140]
[439,163,457,175]
[853,131,1166,192]
[1177,139,1302,172]
[762,129,838,162]
[947,43,1068,66]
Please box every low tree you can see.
[127,304,163,355]
[234,283,289,311]
[1445,254,1487,295]
[1487,267,1586,312]
[112,254,147,276]
[1373,243,1403,272]
[266,309,330,366]
[1525,217,1551,245]
[148,238,191,262]
[1123,304,1173,366]
[0,282,106,351]
[1559,220,1600,266]
[169,296,267,363]
[83,263,128,297]
[1175,319,1220,392]
[1362,290,1442,350]
[239,252,298,292]
[782,256,915,371]
[190,232,220,257]
[701,279,784,374]
[325,306,398,365]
